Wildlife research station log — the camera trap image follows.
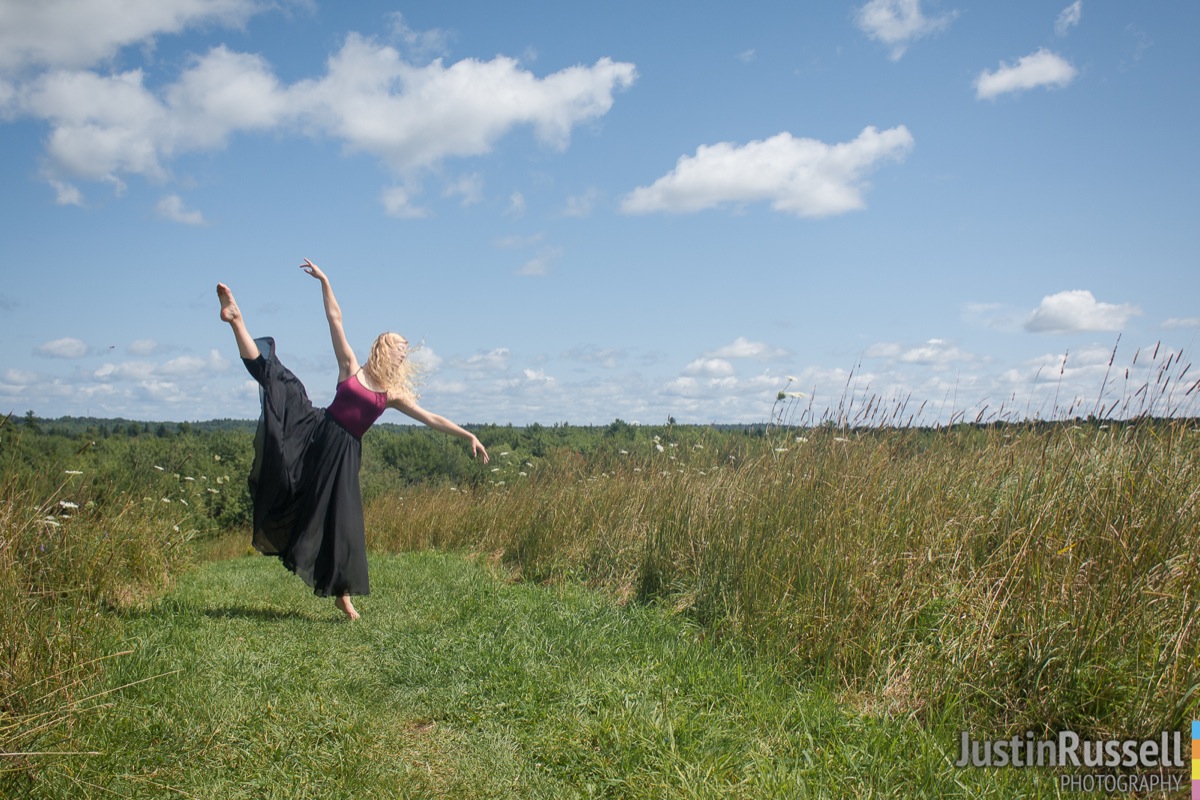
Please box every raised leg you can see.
[216,283,260,361]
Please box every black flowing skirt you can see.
[243,337,369,597]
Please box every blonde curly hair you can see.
[362,332,421,402]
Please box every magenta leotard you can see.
[326,373,387,439]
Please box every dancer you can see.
[217,259,488,620]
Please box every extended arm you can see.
[390,397,490,463]
[300,259,358,381]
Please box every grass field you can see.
[3,406,1197,797]
[8,551,1085,799]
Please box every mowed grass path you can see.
[24,552,1053,799]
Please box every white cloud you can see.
[1024,290,1141,333]
[975,49,1078,100]
[456,348,510,371]
[292,38,636,172]
[93,361,156,381]
[737,49,756,64]
[50,179,83,206]
[0,0,263,73]
[562,187,599,218]
[159,349,227,377]
[3,369,39,385]
[385,12,452,62]
[897,338,973,366]
[380,186,428,219]
[867,339,972,367]
[1162,317,1200,330]
[1055,1,1083,37]
[516,247,562,277]
[621,126,914,218]
[707,337,789,361]
[36,337,88,358]
[683,358,735,378]
[10,28,636,208]
[856,0,957,61]
[156,193,206,225]
[505,191,526,218]
[128,338,160,356]
[92,349,227,381]
[443,173,484,206]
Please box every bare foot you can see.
[334,595,360,621]
[216,283,241,324]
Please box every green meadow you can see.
[2,401,1196,797]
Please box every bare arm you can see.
[389,396,490,463]
[300,259,358,381]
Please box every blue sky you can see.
[1,0,1197,425]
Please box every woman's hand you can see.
[469,436,490,464]
[299,258,327,283]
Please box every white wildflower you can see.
[179,499,189,506]
[519,472,527,477]
[154,465,165,471]
[59,500,79,509]
[64,470,83,476]
[796,436,808,442]
[207,488,219,494]
[44,518,61,527]
[213,454,222,462]
[774,447,788,453]
[161,498,171,503]
[655,444,664,453]
[834,437,849,443]
[184,476,195,482]
[491,468,500,473]
[619,449,629,455]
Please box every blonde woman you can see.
[217,259,488,620]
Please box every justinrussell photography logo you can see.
[954,724,1193,795]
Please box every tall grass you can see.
[0,428,196,779]
[367,350,1200,741]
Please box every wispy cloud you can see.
[380,186,428,219]
[975,49,1077,100]
[505,191,526,218]
[128,339,161,356]
[707,337,789,361]
[622,126,914,218]
[455,348,510,371]
[36,337,88,358]
[516,246,563,277]
[1024,290,1141,333]
[1055,1,1083,37]
[562,188,600,218]
[856,0,958,61]
[443,173,484,206]
[683,358,736,378]
[156,194,206,225]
